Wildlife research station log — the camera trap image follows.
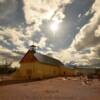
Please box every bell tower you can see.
[30,45,37,54]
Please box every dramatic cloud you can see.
[23,0,72,24]
[37,37,47,48]
[71,6,100,49]
[0,0,72,60]
[0,0,100,66]
[57,0,100,65]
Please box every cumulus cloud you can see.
[71,0,100,49]
[0,0,99,66]
[71,0,100,64]
[54,48,75,64]
[0,46,21,61]
[11,61,20,68]
[0,27,28,60]
[0,0,73,60]
[23,0,73,34]
[95,25,100,37]
[0,28,24,46]
[23,0,72,23]
[35,37,47,48]
[57,0,100,65]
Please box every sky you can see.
[0,0,100,66]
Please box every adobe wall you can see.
[13,62,60,80]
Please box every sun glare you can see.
[50,21,59,33]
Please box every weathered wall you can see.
[13,62,79,80]
[60,66,78,76]
[13,62,60,80]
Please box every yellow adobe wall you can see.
[60,66,78,76]
[13,61,60,80]
[13,62,79,80]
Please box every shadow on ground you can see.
[0,76,60,86]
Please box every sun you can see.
[50,21,59,33]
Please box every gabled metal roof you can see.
[34,53,63,66]
[20,49,63,66]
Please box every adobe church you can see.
[14,45,77,80]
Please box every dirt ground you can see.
[0,77,100,100]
